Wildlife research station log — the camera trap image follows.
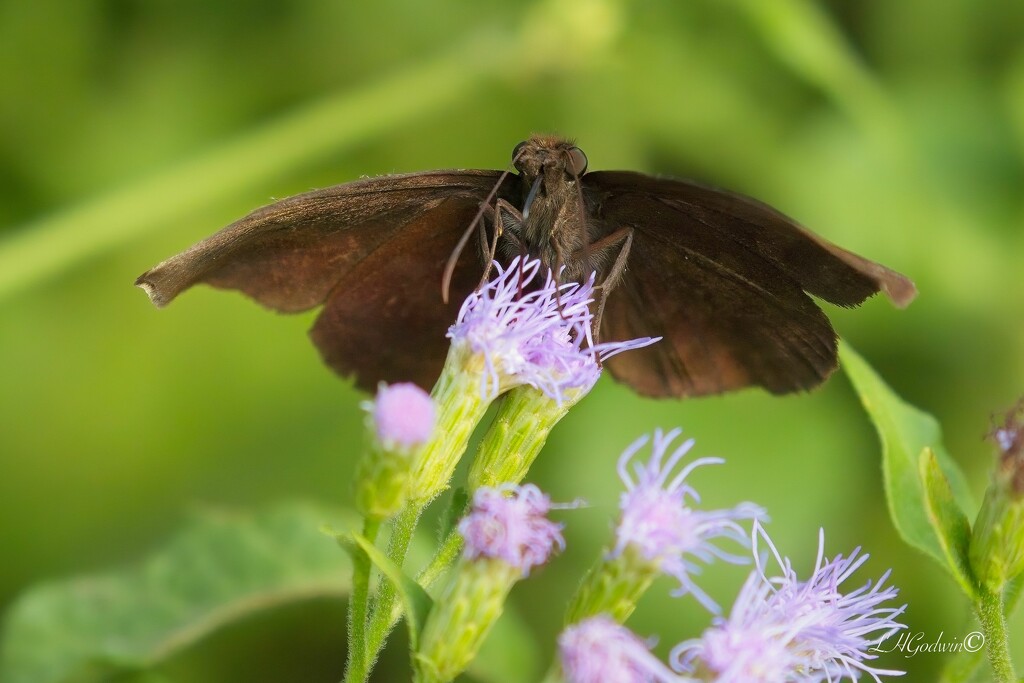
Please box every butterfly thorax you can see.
[508,136,591,282]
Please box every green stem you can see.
[344,518,380,683]
[731,0,903,149]
[976,589,1016,683]
[417,529,465,590]
[368,523,467,647]
[362,503,423,677]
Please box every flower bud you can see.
[468,384,583,491]
[373,382,435,449]
[355,383,435,520]
[415,485,564,682]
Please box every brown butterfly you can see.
[136,135,915,398]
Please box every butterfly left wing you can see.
[137,170,516,391]
[583,171,915,398]
[308,190,499,391]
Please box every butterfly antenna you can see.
[572,167,591,273]
[551,246,569,319]
[443,144,535,302]
[478,213,501,287]
[442,169,511,303]
[516,239,528,299]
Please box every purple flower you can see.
[458,483,565,576]
[448,256,658,404]
[672,522,907,682]
[370,382,435,449]
[612,429,763,613]
[990,398,1023,456]
[559,615,686,683]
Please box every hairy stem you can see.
[344,518,380,683]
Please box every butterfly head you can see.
[512,136,589,226]
[512,136,588,182]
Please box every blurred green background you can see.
[1,0,1022,680]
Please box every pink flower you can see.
[559,616,686,683]
[371,382,435,449]
[612,429,763,613]
[458,484,565,575]
[448,256,658,404]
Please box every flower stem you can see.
[367,528,466,648]
[363,503,424,675]
[976,588,1016,682]
[417,528,465,589]
[344,517,380,683]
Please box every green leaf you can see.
[0,503,353,683]
[343,533,434,651]
[920,448,977,597]
[840,341,976,583]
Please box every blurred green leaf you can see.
[939,646,986,683]
[729,0,899,143]
[841,341,975,580]
[0,28,510,303]
[470,602,540,683]
[920,447,977,598]
[0,503,353,683]
[1007,572,1024,617]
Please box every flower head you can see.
[989,397,1024,495]
[971,398,1024,590]
[448,256,658,404]
[369,382,435,449]
[458,483,565,576]
[612,428,763,613]
[672,521,907,682]
[559,615,685,683]
[991,398,1023,455]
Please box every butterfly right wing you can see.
[584,171,915,398]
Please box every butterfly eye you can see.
[512,141,529,165]
[567,146,588,176]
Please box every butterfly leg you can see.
[587,227,634,341]
[477,199,526,286]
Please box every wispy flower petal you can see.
[612,428,764,613]
[559,615,688,683]
[672,521,907,682]
[447,256,658,404]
